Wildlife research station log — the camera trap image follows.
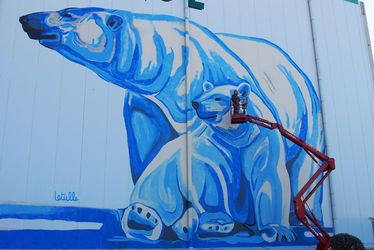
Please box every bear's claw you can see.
[261,224,296,242]
[122,203,164,241]
[199,212,234,235]
[172,207,199,241]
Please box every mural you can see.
[4,6,329,248]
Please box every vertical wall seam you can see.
[360,2,374,123]
[184,0,192,245]
[0,0,22,180]
[0,80,12,177]
[77,0,93,205]
[358,1,374,221]
[307,0,336,231]
[329,0,360,233]
[317,0,348,231]
[360,2,374,87]
[24,73,39,202]
[25,0,47,204]
[52,57,66,199]
[341,1,369,237]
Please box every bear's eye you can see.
[107,15,123,31]
[62,13,72,18]
[215,97,222,101]
[61,12,73,19]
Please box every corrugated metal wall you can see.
[310,0,374,245]
[0,0,184,209]
[189,0,333,228]
[1,0,373,248]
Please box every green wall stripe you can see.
[344,0,359,4]
[188,0,204,10]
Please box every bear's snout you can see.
[19,13,46,29]
[20,14,40,35]
[19,15,29,25]
[192,101,199,110]
[19,12,58,41]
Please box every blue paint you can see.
[0,204,332,248]
[54,191,79,202]
[17,7,328,248]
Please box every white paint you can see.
[0,219,102,230]
[132,19,159,74]
[76,18,105,48]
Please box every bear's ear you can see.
[238,82,251,95]
[107,15,123,31]
[202,81,214,92]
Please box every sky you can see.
[363,0,374,45]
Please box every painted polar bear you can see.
[192,82,294,242]
[124,82,294,242]
[20,7,324,241]
[122,123,245,241]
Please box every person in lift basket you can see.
[231,89,240,114]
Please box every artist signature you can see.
[54,191,79,202]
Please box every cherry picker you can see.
[231,92,335,250]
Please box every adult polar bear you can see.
[20,7,324,241]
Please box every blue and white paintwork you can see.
[15,7,325,248]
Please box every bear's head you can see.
[20,8,125,60]
[192,81,251,125]
[19,8,137,86]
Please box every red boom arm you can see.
[231,114,335,250]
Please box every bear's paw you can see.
[261,224,295,242]
[122,203,164,241]
[171,207,199,241]
[198,212,234,237]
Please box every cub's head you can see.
[19,7,128,65]
[192,81,251,125]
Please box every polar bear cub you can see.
[192,81,295,242]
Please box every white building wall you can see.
[2,0,374,248]
[0,0,185,209]
[0,0,332,218]
[310,0,374,245]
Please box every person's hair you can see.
[329,233,365,250]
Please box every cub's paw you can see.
[199,212,234,236]
[261,224,295,242]
[172,207,199,241]
[122,203,164,241]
